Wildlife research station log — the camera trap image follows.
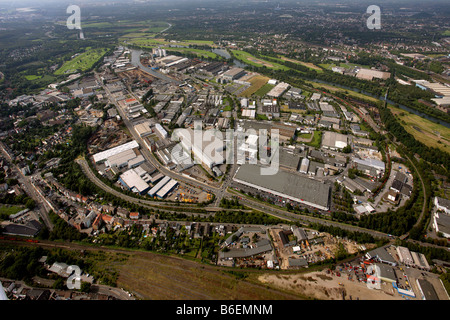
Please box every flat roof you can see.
[156,179,178,198]
[106,149,137,167]
[375,263,396,282]
[134,121,153,136]
[223,67,245,77]
[119,169,150,193]
[397,246,414,265]
[148,176,171,196]
[367,247,397,265]
[93,140,139,163]
[353,158,385,171]
[233,164,330,210]
[322,131,348,149]
[417,279,439,300]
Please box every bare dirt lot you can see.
[257,270,403,300]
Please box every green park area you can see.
[163,47,218,59]
[231,50,288,71]
[0,205,24,220]
[54,48,109,75]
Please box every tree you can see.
[26,199,36,210]
[80,282,91,293]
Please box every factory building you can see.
[154,123,168,139]
[93,140,140,164]
[220,67,246,83]
[148,176,171,197]
[322,131,348,151]
[155,179,178,199]
[233,164,331,211]
[118,169,151,195]
[172,128,224,169]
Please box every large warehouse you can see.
[233,164,331,211]
[93,140,140,164]
[118,168,150,195]
[322,131,348,150]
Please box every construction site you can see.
[269,227,375,270]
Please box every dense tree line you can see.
[0,246,47,284]
[380,105,450,171]
[307,222,387,245]
[38,211,88,242]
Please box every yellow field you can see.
[238,75,270,97]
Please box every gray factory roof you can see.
[234,164,330,210]
[220,239,272,259]
[288,258,308,267]
[366,247,397,266]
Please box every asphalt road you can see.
[0,142,54,231]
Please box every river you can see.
[211,48,249,68]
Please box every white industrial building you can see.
[435,196,450,214]
[396,246,414,267]
[119,168,151,195]
[148,176,171,197]
[172,128,224,169]
[356,157,385,170]
[155,123,168,139]
[322,131,348,150]
[299,158,310,174]
[93,140,139,164]
[237,134,259,164]
[105,149,138,168]
[156,179,178,198]
[134,121,153,138]
[152,47,167,58]
[432,210,450,238]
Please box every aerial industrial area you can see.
[0,0,449,303]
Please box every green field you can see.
[319,62,371,71]
[121,35,216,49]
[55,48,109,75]
[25,75,42,81]
[277,55,323,72]
[304,79,380,103]
[0,205,24,220]
[304,130,322,148]
[389,105,450,154]
[83,20,169,32]
[239,75,270,97]
[260,54,322,73]
[254,83,275,97]
[163,47,218,59]
[231,50,288,71]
